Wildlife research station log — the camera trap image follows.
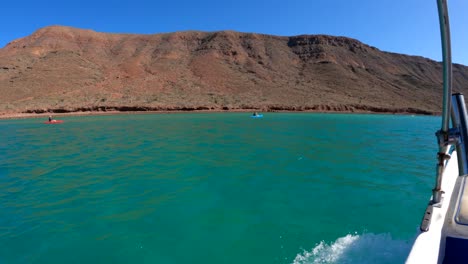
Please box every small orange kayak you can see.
[44,120,64,124]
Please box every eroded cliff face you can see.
[1,25,467,114]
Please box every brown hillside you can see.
[1,25,467,114]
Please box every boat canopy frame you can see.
[432,0,456,205]
[423,0,468,231]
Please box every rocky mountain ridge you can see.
[1,25,468,115]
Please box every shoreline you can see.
[0,107,438,120]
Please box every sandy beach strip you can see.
[0,107,436,120]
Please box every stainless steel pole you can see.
[452,94,468,175]
[437,0,452,132]
[433,0,453,204]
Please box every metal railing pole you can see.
[437,0,452,133]
[452,94,468,175]
[433,0,453,204]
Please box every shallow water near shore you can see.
[0,113,438,263]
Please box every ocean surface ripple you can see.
[0,113,438,263]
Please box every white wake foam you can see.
[292,233,412,264]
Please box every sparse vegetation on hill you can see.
[1,25,468,115]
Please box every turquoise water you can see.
[0,113,439,263]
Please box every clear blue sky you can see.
[2,0,467,65]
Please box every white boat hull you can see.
[407,149,468,263]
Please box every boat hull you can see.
[406,150,468,263]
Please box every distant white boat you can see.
[406,1,468,263]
